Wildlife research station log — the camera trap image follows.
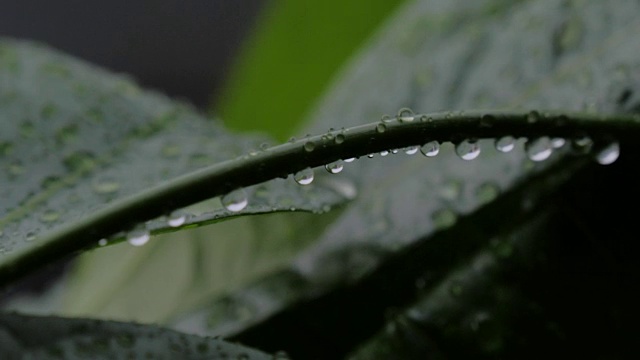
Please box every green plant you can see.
[2,0,640,358]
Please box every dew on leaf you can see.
[495,136,515,153]
[334,133,346,144]
[344,157,356,163]
[98,238,108,247]
[167,211,187,227]
[381,114,393,123]
[404,146,419,155]
[380,150,389,157]
[397,107,415,122]
[325,161,344,174]
[222,188,248,212]
[376,123,387,133]
[303,141,315,152]
[294,168,314,185]
[127,228,150,247]
[367,153,375,158]
[420,141,439,157]
[551,138,566,148]
[595,142,620,165]
[455,139,481,160]
[572,136,593,153]
[525,137,553,162]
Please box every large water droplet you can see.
[343,157,356,163]
[525,137,553,162]
[495,136,515,153]
[127,228,150,246]
[380,150,389,157]
[595,142,620,165]
[303,141,315,152]
[455,140,481,160]
[167,211,187,227]
[404,146,419,155]
[325,161,344,174]
[420,141,440,157]
[397,108,415,122]
[294,168,314,185]
[222,188,248,212]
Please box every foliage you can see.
[1,0,640,358]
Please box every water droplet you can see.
[294,168,314,185]
[455,140,481,160]
[93,177,120,194]
[376,123,387,133]
[420,141,440,157]
[222,188,248,212]
[391,149,399,154]
[551,138,566,148]
[344,157,356,163]
[381,114,393,123]
[25,231,38,242]
[367,153,375,158]
[98,238,108,246]
[380,150,389,157]
[325,161,344,174]
[288,137,297,143]
[595,142,620,165]
[167,211,187,227]
[572,136,593,153]
[494,136,515,153]
[397,108,415,122]
[404,146,419,155]
[527,110,540,123]
[259,142,270,151]
[525,137,553,162]
[303,141,315,152]
[127,228,150,246]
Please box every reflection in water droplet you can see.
[455,140,481,160]
[404,146,419,155]
[303,141,315,152]
[397,108,415,122]
[344,157,356,163]
[222,188,248,212]
[380,150,389,157]
[325,161,344,174]
[294,168,314,185]
[551,138,566,148]
[595,142,620,165]
[168,211,187,227]
[495,136,515,153]
[376,123,387,133]
[525,137,553,162]
[367,153,375,158]
[127,228,150,246]
[420,141,439,157]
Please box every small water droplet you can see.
[455,140,481,160]
[167,211,187,227]
[572,136,593,153]
[294,168,314,185]
[551,138,566,148]
[495,136,515,153]
[288,137,297,143]
[325,161,344,174]
[98,238,108,246]
[303,141,315,152]
[380,150,389,157]
[525,137,553,162]
[420,141,440,157]
[367,153,375,158]
[376,123,387,133]
[527,110,540,123]
[344,157,356,163]
[404,146,419,155]
[397,108,415,122]
[595,142,620,165]
[25,231,38,242]
[334,133,346,144]
[259,142,270,151]
[93,177,120,194]
[222,188,248,212]
[381,114,393,123]
[127,228,150,246]
[391,149,399,154]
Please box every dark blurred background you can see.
[0,0,266,108]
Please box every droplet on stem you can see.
[222,188,248,212]
[595,142,620,165]
[494,136,515,153]
[127,228,150,247]
[294,168,314,185]
[455,139,481,160]
[325,161,344,174]
[525,137,553,162]
[420,141,439,157]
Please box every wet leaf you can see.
[0,312,271,359]
[172,0,640,357]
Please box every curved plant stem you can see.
[2,109,639,285]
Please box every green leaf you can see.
[0,38,350,284]
[171,0,640,357]
[0,312,272,359]
[216,0,407,140]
